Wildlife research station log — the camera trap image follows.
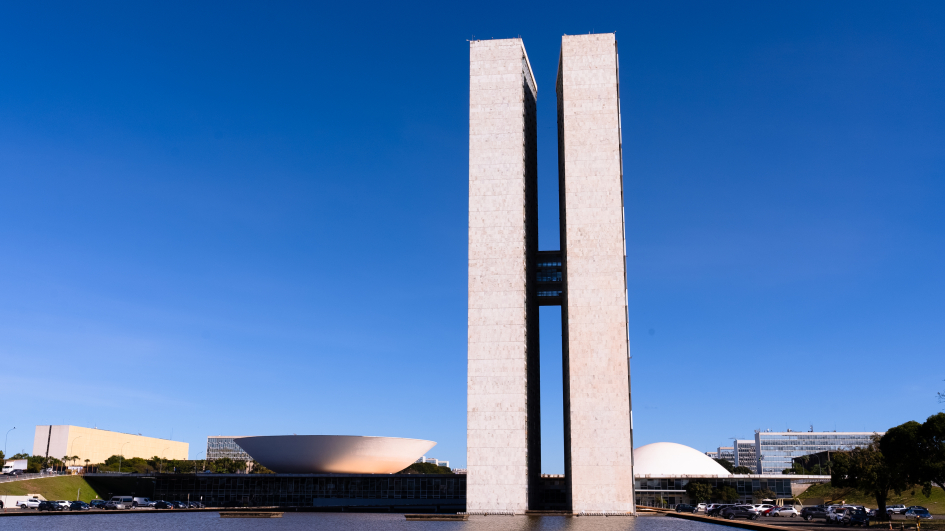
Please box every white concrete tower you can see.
[556,32,635,514]
[467,38,539,514]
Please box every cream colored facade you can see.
[467,37,538,514]
[557,33,635,513]
[33,425,188,465]
[467,33,634,514]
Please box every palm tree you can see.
[84,459,90,473]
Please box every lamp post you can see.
[119,442,130,473]
[69,436,83,470]
[4,427,14,458]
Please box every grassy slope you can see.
[800,483,945,514]
[0,476,102,502]
[0,476,154,503]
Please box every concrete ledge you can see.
[405,514,468,521]
[667,512,796,531]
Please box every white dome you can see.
[634,442,732,477]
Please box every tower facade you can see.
[557,33,635,513]
[467,37,538,514]
[467,33,633,514]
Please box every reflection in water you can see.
[0,513,723,531]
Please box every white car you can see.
[17,499,42,509]
[695,503,707,513]
[772,506,799,517]
[826,506,857,524]
[54,500,71,509]
[887,504,907,514]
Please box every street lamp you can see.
[69,436,83,469]
[4,427,15,458]
[119,442,130,473]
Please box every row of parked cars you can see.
[675,502,934,524]
[15,497,205,511]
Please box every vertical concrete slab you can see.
[557,33,635,514]
[467,38,538,514]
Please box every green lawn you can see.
[0,476,102,502]
[0,475,155,503]
[800,483,945,514]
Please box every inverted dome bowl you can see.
[232,435,436,474]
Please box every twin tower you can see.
[467,34,635,514]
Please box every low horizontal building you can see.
[633,442,829,507]
[33,425,188,465]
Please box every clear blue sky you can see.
[1,1,943,472]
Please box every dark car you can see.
[720,505,760,520]
[69,501,91,511]
[38,501,65,512]
[904,508,933,520]
[170,501,187,509]
[712,504,737,517]
[192,501,205,508]
[839,508,871,527]
[154,501,174,509]
[676,503,695,513]
[89,499,107,509]
[802,505,828,521]
[6,470,26,476]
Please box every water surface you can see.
[0,512,728,531]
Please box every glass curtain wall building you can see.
[207,436,252,461]
[755,431,880,475]
[734,440,757,472]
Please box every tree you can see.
[733,466,753,474]
[919,412,945,496]
[753,488,777,501]
[686,480,712,503]
[398,462,453,474]
[713,458,734,473]
[713,485,739,503]
[249,460,274,474]
[882,420,929,496]
[832,436,907,519]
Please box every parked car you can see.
[192,501,205,508]
[69,501,91,511]
[720,505,761,520]
[107,496,135,509]
[887,504,907,515]
[131,497,151,508]
[762,506,779,517]
[676,504,695,512]
[54,500,71,509]
[5,469,26,476]
[801,505,828,521]
[89,499,107,509]
[153,501,174,509]
[17,498,42,509]
[170,501,187,509]
[842,508,871,527]
[826,506,852,524]
[38,500,65,511]
[771,506,799,517]
[904,508,933,520]
[708,503,734,517]
[694,503,707,513]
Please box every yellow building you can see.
[32,425,188,465]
